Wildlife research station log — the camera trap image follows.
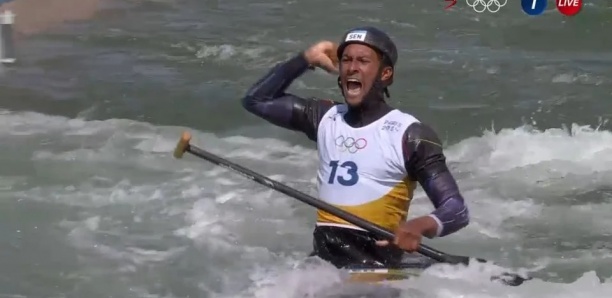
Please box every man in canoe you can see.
[241,26,470,269]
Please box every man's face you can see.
[339,43,392,106]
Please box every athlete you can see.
[241,26,470,269]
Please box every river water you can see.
[1,0,612,297]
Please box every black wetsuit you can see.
[241,53,470,269]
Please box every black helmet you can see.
[336,26,398,68]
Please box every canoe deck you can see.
[344,256,435,283]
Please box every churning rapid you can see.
[1,0,612,297]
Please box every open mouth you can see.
[346,78,362,96]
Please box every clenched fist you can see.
[303,40,339,74]
[376,216,439,252]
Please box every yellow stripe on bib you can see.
[316,178,416,231]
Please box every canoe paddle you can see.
[172,131,531,286]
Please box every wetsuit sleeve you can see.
[241,53,338,141]
[402,123,470,237]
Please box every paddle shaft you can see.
[183,143,454,264]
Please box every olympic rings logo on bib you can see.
[335,136,367,153]
[466,0,507,13]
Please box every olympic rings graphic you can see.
[466,0,507,13]
[335,136,367,154]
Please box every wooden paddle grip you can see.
[173,131,192,159]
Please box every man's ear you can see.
[381,66,393,82]
[381,66,393,83]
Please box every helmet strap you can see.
[337,76,344,96]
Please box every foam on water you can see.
[1,109,612,297]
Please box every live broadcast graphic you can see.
[445,0,582,16]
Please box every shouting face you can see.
[339,43,393,106]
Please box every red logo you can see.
[556,0,582,16]
[445,0,457,9]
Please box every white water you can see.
[2,109,612,297]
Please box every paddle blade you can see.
[471,257,531,286]
[491,272,531,286]
[173,131,192,159]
